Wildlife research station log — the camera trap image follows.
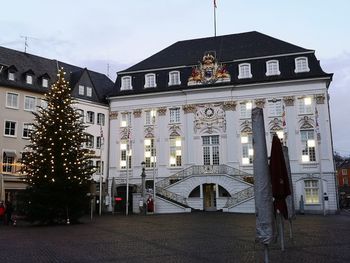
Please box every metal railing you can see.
[223,186,255,208]
[156,186,188,207]
[1,163,23,176]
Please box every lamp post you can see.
[140,161,146,215]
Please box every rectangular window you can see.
[4,121,16,136]
[145,74,156,88]
[342,169,348,176]
[26,75,33,84]
[86,111,95,124]
[305,180,319,204]
[42,78,49,88]
[96,161,104,174]
[120,141,132,169]
[22,123,33,138]
[295,57,310,73]
[96,136,102,149]
[301,130,316,162]
[170,137,182,167]
[241,134,253,165]
[169,71,180,86]
[266,60,280,76]
[298,97,313,115]
[121,76,132,90]
[145,138,156,168]
[8,72,15,81]
[77,109,84,122]
[121,112,132,127]
[202,135,220,165]
[170,108,180,123]
[86,87,92,97]
[6,93,19,108]
[97,113,105,126]
[238,63,252,79]
[268,100,282,117]
[79,85,85,95]
[86,135,94,148]
[145,110,156,125]
[2,154,15,173]
[240,102,253,119]
[24,96,36,111]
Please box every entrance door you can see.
[202,135,220,165]
[203,184,217,211]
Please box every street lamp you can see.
[140,161,146,215]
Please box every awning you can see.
[3,150,17,157]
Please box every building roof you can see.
[0,46,114,104]
[112,31,332,97]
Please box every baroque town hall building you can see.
[108,31,337,214]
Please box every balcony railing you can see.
[1,162,24,176]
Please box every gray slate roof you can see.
[0,46,114,104]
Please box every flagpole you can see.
[213,0,217,37]
[126,126,130,216]
[99,125,103,216]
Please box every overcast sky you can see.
[1,0,349,156]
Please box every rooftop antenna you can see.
[213,0,217,37]
[107,63,110,78]
[20,35,39,53]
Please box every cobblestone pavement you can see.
[1,212,350,263]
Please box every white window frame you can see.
[170,137,182,167]
[96,136,102,149]
[97,113,105,126]
[96,160,104,175]
[301,129,316,163]
[42,78,49,88]
[120,140,132,169]
[168,71,181,86]
[86,87,92,97]
[78,85,85,95]
[169,108,180,123]
[77,109,84,122]
[267,99,283,117]
[144,73,157,88]
[266,60,281,76]
[4,120,17,137]
[24,96,36,111]
[86,111,95,124]
[26,75,33,85]
[241,133,253,165]
[238,63,252,79]
[294,57,310,73]
[6,92,19,109]
[304,180,319,204]
[145,110,156,125]
[240,101,253,119]
[298,97,313,115]
[121,76,132,90]
[144,138,156,168]
[202,135,220,165]
[22,123,33,139]
[8,72,15,81]
[86,135,94,148]
[2,152,15,173]
[342,169,348,176]
[121,112,132,127]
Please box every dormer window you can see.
[168,71,181,86]
[295,57,310,73]
[8,72,15,81]
[121,76,132,90]
[266,60,280,76]
[42,78,49,88]
[144,73,156,88]
[26,75,33,84]
[238,63,252,79]
[79,85,85,95]
[86,87,92,97]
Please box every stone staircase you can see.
[155,164,254,210]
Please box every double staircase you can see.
[155,164,255,211]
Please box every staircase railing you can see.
[223,186,254,208]
[156,164,252,189]
[156,186,189,207]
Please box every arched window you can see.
[144,73,157,88]
[266,60,280,76]
[238,63,252,79]
[168,71,181,86]
[295,57,310,73]
[121,76,132,90]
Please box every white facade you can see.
[108,78,337,214]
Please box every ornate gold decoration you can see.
[183,104,196,114]
[283,96,295,106]
[157,107,167,116]
[188,52,231,86]
[110,111,118,119]
[315,94,326,104]
[255,98,266,108]
[223,101,237,111]
[133,109,142,118]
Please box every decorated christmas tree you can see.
[21,68,95,224]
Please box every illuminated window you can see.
[240,101,253,119]
[202,135,219,165]
[304,180,319,204]
[301,129,316,162]
[170,137,182,167]
[121,112,132,127]
[120,140,132,169]
[298,97,313,115]
[144,138,156,168]
[241,133,253,165]
[267,99,282,117]
[145,110,156,125]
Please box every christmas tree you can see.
[21,68,95,224]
